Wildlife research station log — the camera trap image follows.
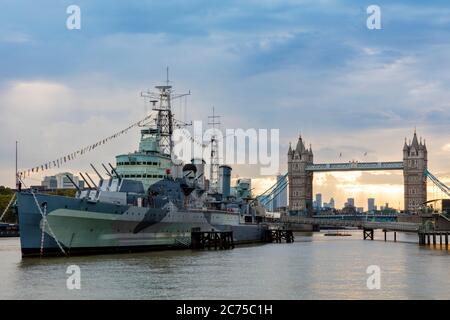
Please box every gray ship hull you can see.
[17,192,265,257]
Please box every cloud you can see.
[0,0,449,211]
[0,31,31,44]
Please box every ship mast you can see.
[15,141,18,189]
[140,68,190,158]
[208,107,221,192]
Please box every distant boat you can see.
[324,232,351,237]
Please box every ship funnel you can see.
[219,165,232,197]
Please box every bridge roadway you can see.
[278,216,421,233]
[305,161,404,172]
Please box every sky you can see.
[0,0,449,210]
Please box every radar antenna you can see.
[140,67,191,157]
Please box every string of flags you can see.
[173,123,235,149]
[18,114,154,179]
[174,123,209,148]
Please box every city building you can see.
[41,172,84,190]
[323,197,336,210]
[41,176,57,189]
[368,198,376,213]
[347,198,355,207]
[329,198,335,209]
[315,193,322,210]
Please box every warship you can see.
[16,81,267,257]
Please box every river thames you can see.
[1,231,449,300]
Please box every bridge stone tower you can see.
[403,131,427,213]
[288,135,313,214]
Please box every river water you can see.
[1,231,449,299]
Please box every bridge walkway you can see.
[280,216,421,233]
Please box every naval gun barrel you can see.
[65,174,81,192]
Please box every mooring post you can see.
[363,228,374,240]
[440,233,443,246]
[394,232,397,242]
[446,233,449,248]
[384,230,387,242]
[433,233,436,246]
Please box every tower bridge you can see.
[287,130,428,213]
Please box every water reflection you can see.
[1,231,450,299]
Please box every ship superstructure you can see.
[115,128,172,191]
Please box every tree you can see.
[0,186,16,223]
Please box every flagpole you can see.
[15,141,18,189]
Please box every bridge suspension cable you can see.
[260,179,289,207]
[426,170,450,198]
[254,173,287,201]
[256,173,288,207]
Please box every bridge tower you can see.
[403,130,427,213]
[288,135,313,214]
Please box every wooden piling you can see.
[363,228,374,240]
[191,230,234,250]
[264,229,294,244]
[419,233,424,245]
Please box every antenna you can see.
[208,107,221,192]
[166,66,170,86]
[140,68,191,157]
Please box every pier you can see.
[418,231,449,247]
[263,229,294,243]
[191,230,235,250]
